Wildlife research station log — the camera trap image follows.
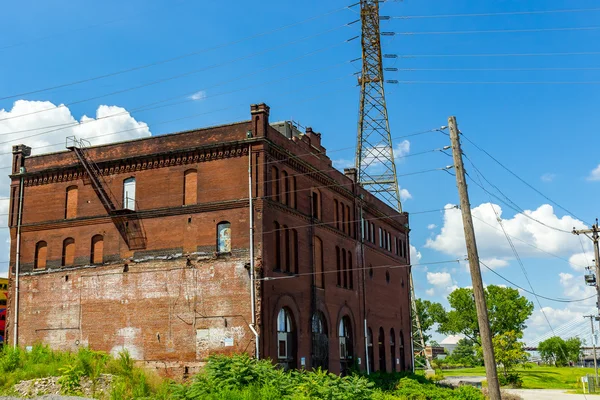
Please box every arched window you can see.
[271,166,280,202]
[65,186,78,219]
[277,308,296,370]
[314,236,324,288]
[217,221,231,253]
[273,221,281,270]
[370,223,375,244]
[367,327,374,373]
[390,328,397,372]
[282,170,289,206]
[311,190,321,220]
[340,202,345,233]
[34,241,47,269]
[291,229,299,274]
[311,311,328,370]
[379,227,383,248]
[334,200,339,229]
[90,235,104,264]
[387,232,391,251]
[378,327,386,372]
[123,177,136,210]
[62,238,75,267]
[335,246,341,286]
[283,226,290,272]
[399,331,406,371]
[342,249,347,288]
[183,169,197,205]
[348,252,353,290]
[345,205,351,237]
[339,316,353,376]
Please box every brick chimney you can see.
[344,168,357,183]
[250,103,270,137]
[12,144,31,175]
[305,127,325,153]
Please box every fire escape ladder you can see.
[67,137,147,250]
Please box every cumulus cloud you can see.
[480,257,509,269]
[395,140,410,159]
[426,272,457,294]
[425,203,589,271]
[540,173,556,183]
[427,224,437,230]
[410,245,422,263]
[399,187,412,201]
[426,288,435,296]
[587,164,600,181]
[332,159,354,170]
[188,90,206,101]
[0,100,151,276]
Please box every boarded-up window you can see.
[217,221,231,253]
[62,237,75,267]
[34,241,47,269]
[65,186,78,219]
[184,170,197,205]
[90,235,104,264]
[315,236,324,288]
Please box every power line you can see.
[397,80,600,85]
[399,52,600,58]
[390,26,600,35]
[0,5,351,101]
[480,259,596,303]
[389,8,600,19]
[460,132,590,225]
[398,67,600,71]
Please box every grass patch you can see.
[443,365,597,390]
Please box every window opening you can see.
[217,221,231,253]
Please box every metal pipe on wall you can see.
[248,144,260,359]
[13,172,24,347]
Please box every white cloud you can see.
[410,245,422,263]
[188,90,207,101]
[426,288,435,296]
[0,100,152,276]
[427,271,452,287]
[395,140,410,159]
[425,203,589,271]
[0,271,7,279]
[332,159,354,170]
[399,187,412,201]
[427,224,437,230]
[587,164,600,181]
[568,252,595,271]
[540,173,556,183]
[480,257,509,269]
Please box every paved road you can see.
[503,389,592,399]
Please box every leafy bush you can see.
[498,372,523,388]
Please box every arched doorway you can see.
[378,327,386,372]
[339,316,353,375]
[399,331,406,371]
[277,308,297,370]
[311,311,329,370]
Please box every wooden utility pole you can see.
[448,116,501,400]
[585,315,599,383]
[573,221,600,316]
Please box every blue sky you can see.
[1,0,600,344]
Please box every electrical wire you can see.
[480,259,595,303]
[389,8,600,19]
[399,52,600,58]
[397,80,600,85]
[460,132,591,226]
[398,67,600,71]
[392,26,600,35]
[0,4,351,101]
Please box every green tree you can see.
[415,299,445,344]
[447,338,481,366]
[489,331,528,378]
[538,336,582,366]
[436,285,534,344]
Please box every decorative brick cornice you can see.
[22,142,249,187]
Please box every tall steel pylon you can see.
[355,0,431,371]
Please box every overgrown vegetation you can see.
[0,347,487,399]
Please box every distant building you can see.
[425,346,446,360]
[440,335,464,355]
[0,277,7,345]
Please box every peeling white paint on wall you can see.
[110,327,143,360]
[196,326,246,360]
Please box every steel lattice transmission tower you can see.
[355,0,431,371]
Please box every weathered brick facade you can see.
[6,103,412,377]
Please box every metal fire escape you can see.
[66,137,147,250]
[355,0,431,370]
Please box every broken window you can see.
[62,237,75,267]
[277,307,296,370]
[65,185,78,219]
[90,235,104,264]
[183,169,197,205]
[34,241,47,269]
[123,177,136,210]
[339,316,353,376]
[217,221,231,253]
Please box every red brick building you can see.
[6,103,412,376]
